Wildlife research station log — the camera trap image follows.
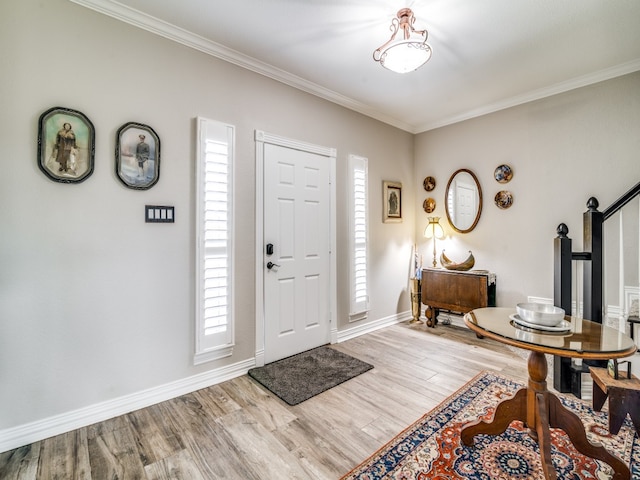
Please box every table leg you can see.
[424,305,435,327]
[534,392,556,479]
[425,306,436,328]
[607,390,626,435]
[623,392,640,434]
[591,380,608,411]
[546,393,629,479]
[461,351,630,480]
[460,388,527,446]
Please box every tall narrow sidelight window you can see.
[349,154,369,319]
[195,117,235,364]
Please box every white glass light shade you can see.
[373,8,432,74]
[379,41,432,74]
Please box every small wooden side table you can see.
[590,367,640,435]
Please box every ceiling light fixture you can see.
[373,8,432,74]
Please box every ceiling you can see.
[73,0,640,133]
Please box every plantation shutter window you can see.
[349,154,369,319]
[195,117,235,364]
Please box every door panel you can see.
[263,143,330,363]
[455,183,476,229]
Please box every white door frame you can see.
[254,130,337,367]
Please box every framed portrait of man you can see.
[115,122,161,190]
[37,106,95,184]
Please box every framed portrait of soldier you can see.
[37,106,95,184]
[115,122,161,190]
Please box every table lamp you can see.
[424,217,445,268]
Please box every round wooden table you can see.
[462,307,637,480]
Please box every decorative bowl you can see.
[516,303,565,327]
[440,250,475,271]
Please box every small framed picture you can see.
[383,181,402,223]
[116,122,161,190]
[37,106,95,183]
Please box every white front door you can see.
[260,138,333,364]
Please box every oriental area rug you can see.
[248,346,373,406]
[341,371,639,479]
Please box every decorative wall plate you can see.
[423,197,436,213]
[495,190,514,209]
[423,176,436,191]
[494,164,513,183]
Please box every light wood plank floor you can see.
[1,322,532,480]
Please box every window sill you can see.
[349,311,369,323]
[194,344,233,365]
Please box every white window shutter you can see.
[195,118,235,364]
[349,155,369,317]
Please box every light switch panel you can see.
[145,205,175,223]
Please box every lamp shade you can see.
[424,217,444,239]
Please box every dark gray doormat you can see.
[247,346,373,406]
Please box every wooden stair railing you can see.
[554,181,640,396]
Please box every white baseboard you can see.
[337,310,410,343]
[2,311,409,453]
[0,358,255,454]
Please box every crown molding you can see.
[69,0,414,132]
[415,59,640,133]
[70,1,640,135]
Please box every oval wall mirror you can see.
[445,168,483,233]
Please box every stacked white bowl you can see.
[516,303,565,327]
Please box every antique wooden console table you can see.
[420,268,496,327]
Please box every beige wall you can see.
[0,0,414,440]
[1,0,639,450]
[414,72,640,308]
